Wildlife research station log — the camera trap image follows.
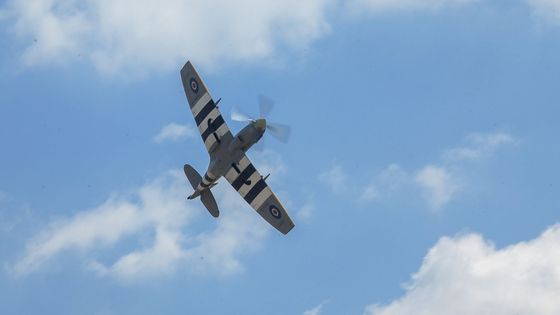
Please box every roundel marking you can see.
[189,77,199,93]
[269,205,281,219]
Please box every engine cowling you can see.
[229,123,265,153]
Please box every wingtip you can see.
[281,223,295,235]
[180,60,193,75]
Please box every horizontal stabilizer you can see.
[184,164,220,217]
[184,164,201,190]
[201,189,219,217]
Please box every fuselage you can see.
[190,119,266,196]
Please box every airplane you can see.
[179,61,295,235]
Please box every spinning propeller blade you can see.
[266,122,291,143]
[258,94,275,118]
[231,107,253,122]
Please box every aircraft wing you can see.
[180,61,233,153]
[224,154,295,234]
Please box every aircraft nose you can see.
[255,118,266,131]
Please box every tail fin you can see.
[183,164,220,218]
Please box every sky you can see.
[2,0,560,314]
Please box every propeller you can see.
[266,122,291,143]
[258,95,274,118]
[231,95,291,144]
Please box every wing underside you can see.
[224,155,295,234]
[180,61,232,152]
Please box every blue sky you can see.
[2,0,560,314]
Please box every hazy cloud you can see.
[348,0,479,14]
[251,149,287,181]
[297,197,316,219]
[153,123,196,143]
[0,8,7,20]
[359,132,515,210]
[360,164,409,202]
[0,191,33,235]
[364,224,560,315]
[319,164,348,194]
[360,163,459,210]
[303,301,327,315]
[527,0,560,21]
[443,132,518,162]
[360,185,380,202]
[0,190,9,203]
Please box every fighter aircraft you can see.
[180,61,295,235]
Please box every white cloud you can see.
[13,197,149,275]
[8,0,92,65]
[444,132,518,162]
[303,301,327,315]
[319,164,348,194]
[89,224,187,279]
[414,165,460,210]
[11,170,269,281]
[4,0,332,74]
[6,0,560,75]
[153,122,196,143]
[364,224,560,315]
